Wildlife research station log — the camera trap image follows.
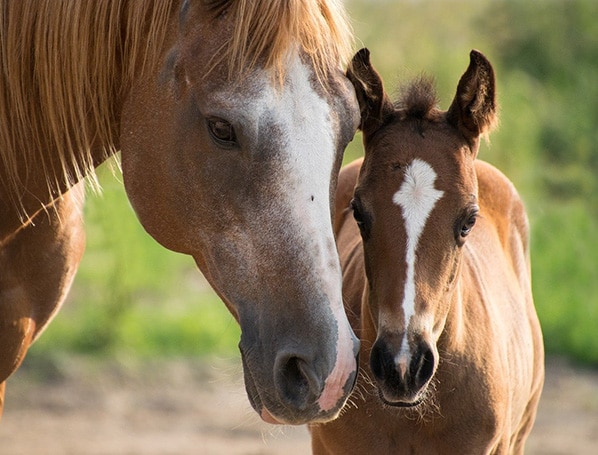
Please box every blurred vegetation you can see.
[344,0,598,364]
[27,0,598,366]
[29,166,241,362]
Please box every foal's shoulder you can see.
[475,160,524,210]
[475,159,530,251]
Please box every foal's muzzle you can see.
[370,336,436,406]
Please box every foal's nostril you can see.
[370,337,436,397]
[411,345,435,390]
[370,338,394,382]
[275,354,320,410]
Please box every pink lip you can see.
[260,407,282,425]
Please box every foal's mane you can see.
[0,0,176,216]
[206,0,353,85]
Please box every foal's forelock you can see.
[390,158,444,354]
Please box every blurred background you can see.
[24,0,598,373]
[4,1,596,453]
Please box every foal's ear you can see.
[346,48,394,134]
[447,50,498,149]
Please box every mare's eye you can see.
[207,118,237,148]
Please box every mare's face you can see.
[353,120,479,406]
[120,5,360,425]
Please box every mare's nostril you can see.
[275,354,320,411]
[282,357,309,398]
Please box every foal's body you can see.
[311,50,543,454]
[315,159,543,454]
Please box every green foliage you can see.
[479,0,598,208]
[531,202,598,364]
[29,0,598,366]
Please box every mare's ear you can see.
[447,50,498,150]
[346,48,394,135]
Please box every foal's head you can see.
[347,49,497,406]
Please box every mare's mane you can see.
[0,0,176,214]
[0,0,353,217]
[205,0,353,84]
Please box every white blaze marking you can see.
[392,159,444,358]
[212,52,356,411]
[281,58,356,412]
[280,55,356,412]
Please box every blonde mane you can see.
[207,0,354,85]
[0,0,353,219]
[0,0,176,217]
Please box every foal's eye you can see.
[350,199,364,225]
[460,215,477,237]
[207,118,237,148]
[457,207,479,242]
[351,198,370,239]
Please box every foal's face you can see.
[353,122,479,405]
[347,48,497,406]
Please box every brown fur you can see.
[310,50,543,454]
[0,184,86,414]
[1,0,359,425]
[0,0,352,226]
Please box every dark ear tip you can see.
[469,49,483,60]
[469,49,491,69]
[353,48,371,66]
[347,48,371,80]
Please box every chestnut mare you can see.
[310,50,544,453]
[0,1,361,425]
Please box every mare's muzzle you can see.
[239,310,360,425]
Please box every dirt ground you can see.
[1,356,596,455]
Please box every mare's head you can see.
[347,49,497,406]
[120,1,360,424]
